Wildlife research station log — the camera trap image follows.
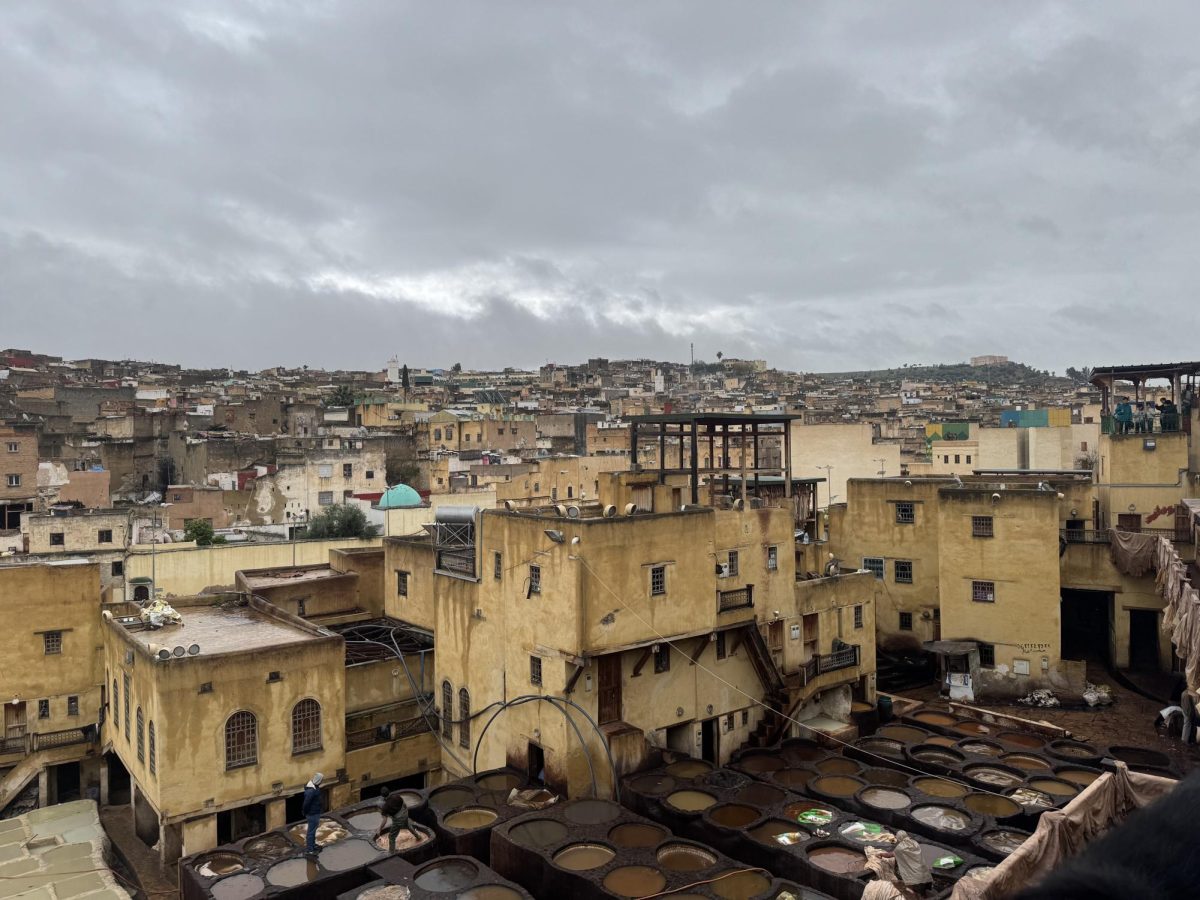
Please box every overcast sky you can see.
[2,3,1198,373]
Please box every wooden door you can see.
[5,701,27,741]
[597,655,622,725]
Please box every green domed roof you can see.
[378,483,422,509]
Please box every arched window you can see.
[112,679,118,721]
[225,711,258,769]
[291,699,322,754]
[441,681,453,738]
[136,708,145,762]
[458,688,470,748]
[148,721,157,777]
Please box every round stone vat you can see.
[1045,739,1102,764]
[210,873,266,900]
[287,817,348,848]
[858,786,911,814]
[666,758,714,778]
[1108,745,1172,771]
[657,842,718,872]
[603,866,668,898]
[737,752,785,774]
[628,772,676,796]
[977,828,1031,861]
[806,841,868,896]
[194,852,244,878]
[552,843,615,871]
[710,867,773,899]
[780,739,825,763]
[997,731,1045,749]
[910,804,973,835]
[964,765,1024,789]
[1026,777,1079,802]
[839,820,895,843]
[783,801,837,828]
[749,819,810,847]
[913,777,968,799]
[815,757,861,776]
[265,856,320,887]
[1000,753,1052,773]
[736,782,785,807]
[963,793,1022,820]
[241,832,293,862]
[563,799,622,825]
[414,858,481,892]
[925,735,960,748]
[909,744,966,769]
[852,737,906,763]
[951,719,992,736]
[665,790,718,814]
[809,775,867,804]
[770,768,813,790]
[956,739,1004,758]
[609,822,669,848]
[320,838,381,871]
[509,818,568,849]
[444,807,499,830]
[1055,767,1101,788]
[428,786,476,814]
[861,767,909,788]
[1006,787,1054,809]
[911,711,957,728]
[476,771,522,792]
[707,803,760,829]
[876,724,931,744]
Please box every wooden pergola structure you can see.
[628,412,800,505]
[1090,361,1200,415]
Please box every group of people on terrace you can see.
[1113,396,1183,433]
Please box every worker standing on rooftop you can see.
[302,772,324,856]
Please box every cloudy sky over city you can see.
[2,2,1198,372]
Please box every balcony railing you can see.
[1061,529,1109,544]
[346,715,430,750]
[717,585,754,612]
[1,727,94,757]
[798,645,861,685]
[1102,413,1187,435]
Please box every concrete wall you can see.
[789,422,902,505]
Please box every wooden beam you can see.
[688,635,709,666]
[564,663,585,695]
[631,645,654,677]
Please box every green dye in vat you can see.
[750,819,809,845]
[786,802,835,826]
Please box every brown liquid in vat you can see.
[510,818,568,848]
[1001,753,1051,772]
[444,807,499,829]
[963,794,1021,817]
[812,775,864,797]
[926,736,959,748]
[608,822,668,848]
[476,772,520,791]
[877,725,928,743]
[1057,769,1099,786]
[711,869,773,898]
[952,720,990,735]
[428,786,474,813]
[750,819,809,845]
[965,766,1022,787]
[816,757,860,775]
[958,741,1002,757]
[913,711,956,726]
[563,800,620,824]
[210,874,265,900]
[913,748,964,766]
[862,767,909,787]
[415,859,480,892]
[602,866,667,897]
[553,843,615,870]
[243,833,292,861]
[630,773,676,794]
[657,843,717,871]
[196,853,244,877]
[666,759,714,777]
[773,768,812,788]
[288,818,348,847]
[857,738,904,757]
[913,777,967,798]
[782,742,824,762]
[999,731,1044,749]
[739,754,784,773]
[737,782,784,806]
[709,803,759,827]
[1028,778,1078,797]
[1050,741,1096,759]
[982,829,1028,855]
[808,846,867,875]
[667,790,717,812]
[266,857,319,887]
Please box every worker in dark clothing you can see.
[302,772,324,856]
[375,787,421,852]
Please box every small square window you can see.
[863,557,885,579]
[67,696,79,716]
[727,550,739,576]
[6,442,17,453]
[111,561,124,577]
[366,470,374,479]
[266,671,281,683]
[654,644,671,674]
[343,463,353,478]
[38,699,49,719]
[396,571,409,597]
[894,560,913,584]
[650,566,666,596]
[972,516,994,538]
[98,529,113,544]
[6,474,21,487]
[50,532,65,546]
[529,565,541,594]
[317,491,333,506]
[530,656,542,686]
[899,612,913,631]
[494,551,503,580]
[767,546,778,571]
[854,605,863,629]
[895,502,915,524]
[43,631,62,655]
[979,643,996,668]
[741,709,749,726]
[972,580,996,603]
[198,682,213,694]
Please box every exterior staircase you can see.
[0,733,97,816]
[740,624,789,748]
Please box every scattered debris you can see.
[1017,688,1061,708]
[1083,683,1114,707]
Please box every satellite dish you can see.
[187,644,200,656]
[172,646,186,658]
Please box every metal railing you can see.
[346,715,430,750]
[1060,529,1109,544]
[817,645,860,674]
[717,586,754,612]
[1102,413,1186,435]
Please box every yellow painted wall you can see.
[789,422,902,505]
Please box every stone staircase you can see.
[0,742,96,816]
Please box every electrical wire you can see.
[574,553,1022,801]
[638,867,772,898]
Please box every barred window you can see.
[972,516,994,538]
[727,550,739,577]
[650,566,666,597]
[123,674,130,740]
[894,560,913,584]
[716,632,728,659]
[137,708,145,763]
[148,721,157,776]
[529,565,541,594]
[972,580,996,603]
[895,501,915,524]
[442,681,453,738]
[225,711,258,769]
[396,571,409,597]
[854,605,864,629]
[979,643,996,668]
[43,631,62,655]
[494,551,503,580]
[458,689,471,748]
[67,695,79,716]
[530,655,542,686]
[38,699,49,719]
[863,557,885,579]
[899,612,913,631]
[767,546,778,571]
[112,679,118,720]
[291,699,322,754]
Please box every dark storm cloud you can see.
[2,2,1199,372]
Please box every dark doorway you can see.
[1061,589,1112,664]
[1065,518,1086,542]
[53,762,81,804]
[105,751,131,806]
[1129,609,1160,671]
[700,718,718,764]
[527,742,546,785]
[597,654,622,725]
[217,803,267,845]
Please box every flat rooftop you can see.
[239,566,343,588]
[117,603,320,655]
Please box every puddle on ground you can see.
[510,818,568,848]
[964,766,1022,788]
[602,866,667,898]
[266,857,319,887]
[666,790,717,812]
[444,807,498,830]
[709,803,759,827]
[963,794,1021,817]
[657,843,717,872]
[981,829,1028,855]
[911,805,971,831]
[665,759,714,778]
[608,823,668,848]
[195,853,244,877]
[750,819,809,846]
[816,757,860,775]
[861,787,910,810]
[630,773,676,795]
[808,846,867,875]
[563,799,621,824]
[210,873,265,900]
[553,843,615,871]
[321,838,380,871]
[287,818,347,847]
[414,859,479,892]
[711,869,772,898]
[913,777,967,798]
